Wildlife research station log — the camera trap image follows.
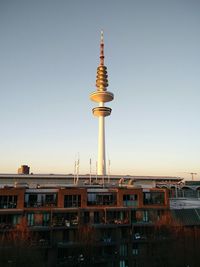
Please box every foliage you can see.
[0,216,46,267]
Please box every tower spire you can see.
[90,32,114,176]
[100,30,104,66]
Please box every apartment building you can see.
[0,184,169,267]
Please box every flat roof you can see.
[0,174,183,181]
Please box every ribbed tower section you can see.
[90,31,114,176]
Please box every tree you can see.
[0,216,46,267]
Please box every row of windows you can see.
[0,192,165,209]
[0,214,20,225]
[0,209,163,228]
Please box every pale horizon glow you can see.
[0,0,200,180]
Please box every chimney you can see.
[18,165,30,175]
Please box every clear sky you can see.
[0,0,200,179]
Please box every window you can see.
[132,243,139,255]
[131,210,136,223]
[119,260,128,267]
[84,211,90,223]
[13,215,20,225]
[143,192,165,205]
[25,193,57,207]
[43,213,50,226]
[27,213,50,226]
[123,194,138,207]
[142,210,149,222]
[119,244,128,256]
[45,194,57,206]
[0,195,17,209]
[0,214,20,226]
[94,211,100,223]
[27,213,34,226]
[64,195,81,207]
[87,192,116,206]
[28,194,38,207]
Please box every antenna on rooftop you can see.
[73,160,76,184]
[89,158,92,184]
[76,157,80,184]
[190,172,197,181]
[95,161,97,183]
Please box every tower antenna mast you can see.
[89,158,92,185]
[90,31,114,177]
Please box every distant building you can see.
[17,165,30,175]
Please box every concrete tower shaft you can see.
[90,31,114,176]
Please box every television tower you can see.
[90,31,114,176]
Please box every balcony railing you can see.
[24,201,57,208]
[0,202,17,209]
[123,201,138,207]
[52,218,79,227]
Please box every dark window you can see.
[27,213,34,226]
[133,243,139,255]
[119,260,128,267]
[143,192,165,205]
[64,195,81,207]
[123,194,138,207]
[0,195,17,209]
[120,244,128,256]
[131,210,136,223]
[87,193,117,206]
[43,213,50,226]
[25,193,57,207]
[0,214,20,226]
[28,194,38,207]
[94,211,100,223]
[84,211,90,223]
[45,194,56,205]
[142,210,149,222]
[63,230,70,242]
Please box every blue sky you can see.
[0,0,200,179]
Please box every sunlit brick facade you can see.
[0,184,170,267]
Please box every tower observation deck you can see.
[90,31,114,176]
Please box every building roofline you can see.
[0,173,183,180]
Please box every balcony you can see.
[52,213,79,228]
[106,211,130,226]
[123,201,138,207]
[0,202,17,209]
[24,201,57,208]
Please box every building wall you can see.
[0,188,25,209]
[0,186,189,267]
[57,188,87,208]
